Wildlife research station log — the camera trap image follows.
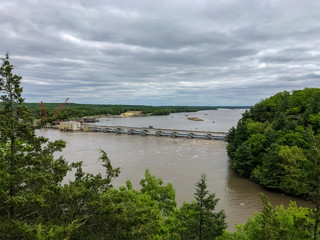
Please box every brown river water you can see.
[37,109,314,230]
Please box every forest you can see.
[2,102,249,120]
[1,54,320,239]
[17,102,221,119]
[227,88,320,197]
[227,87,320,239]
[24,103,248,120]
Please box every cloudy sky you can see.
[1,0,319,106]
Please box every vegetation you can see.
[220,194,314,240]
[227,88,320,239]
[0,102,250,120]
[7,102,220,119]
[175,174,226,239]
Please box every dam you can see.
[84,125,227,140]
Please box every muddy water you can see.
[37,109,314,230]
[95,108,245,132]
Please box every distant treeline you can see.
[3,102,249,119]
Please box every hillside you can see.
[227,88,320,198]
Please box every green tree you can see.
[0,54,75,238]
[233,142,255,177]
[252,144,282,190]
[227,88,320,199]
[309,113,320,133]
[278,145,307,194]
[69,182,165,239]
[272,112,288,131]
[304,128,320,240]
[195,174,226,239]
[140,169,176,216]
[220,194,313,240]
[176,174,226,239]
[175,202,200,239]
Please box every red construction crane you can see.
[52,97,69,118]
[39,98,69,120]
[39,101,47,119]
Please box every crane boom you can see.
[40,101,47,119]
[52,97,69,118]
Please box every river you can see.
[37,109,314,230]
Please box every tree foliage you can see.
[0,54,74,238]
[140,168,176,216]
[227,88,320,196]
[227,88,320,239]
[174,174,226,240]
[1,102,220,119]
[220,194,314,240]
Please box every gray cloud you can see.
[1,0,319,105]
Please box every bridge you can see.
[84,125,227,140]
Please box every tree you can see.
[69,182,165,239]
[227,88,320,198]
[195,174,226,239]
[220,194,313,240]
[176,174,226,239]
[252,144,282,190]
[0,54,75,238]
[309,113,320,133]
[278,145,307,194]
[233,142,255,176]
[304,128,320,240]
[0,53,25,217]
[140,168,176,216]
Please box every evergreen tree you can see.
[195,174,226,239]
[0,54,75,238]
[305,128,320,240]
[176,174,226,239]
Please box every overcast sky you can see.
[1,0,319,106]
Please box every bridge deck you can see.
[86,125,227,140]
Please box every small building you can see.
[58,121,81,131]
[82,117,98,123]
[77,118,99,124]
[82,124,90,132]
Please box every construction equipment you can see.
[52,97,69,118]
[39,98,69,121]
[40,101,47,119]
